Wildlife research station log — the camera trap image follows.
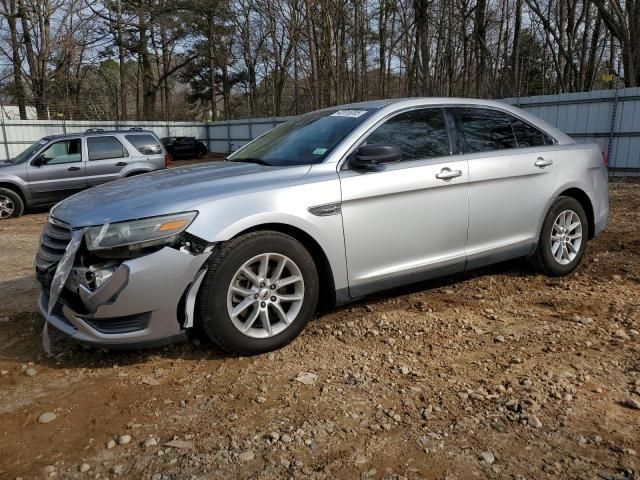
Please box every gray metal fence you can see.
[1,88,639,174]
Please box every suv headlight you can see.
[85,212,198,251]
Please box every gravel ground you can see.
[0,178,638,480]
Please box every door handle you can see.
[67,166,81,171]
[534,157,553,168]
[436,168,463,180]
[115,161,127,166]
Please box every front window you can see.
[228,108,376,166]
[38,139,82,165]
[364,108,451,161]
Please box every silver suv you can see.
[0,129,169,219]
[36,98,609,354]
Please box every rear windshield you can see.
[125,134,163,155]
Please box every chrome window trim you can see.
[335,102,559,172]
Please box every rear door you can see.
[339,107,469,297]
[26,138,87,202]
[85,135,130,186]
[450,107,558,268]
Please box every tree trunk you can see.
[4,0,27,118]
[116,0,127,119]
[473,0,487,97]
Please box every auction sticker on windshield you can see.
[330,110,367,118]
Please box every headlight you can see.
[85,212,198,251]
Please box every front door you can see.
[27,138,86,203]
[338,107,469,298]
[449,107,559,268]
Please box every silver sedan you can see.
[36,98,609,354]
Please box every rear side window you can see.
[365,108,450,161]
[511,119,548,148]
[125,134,163,155]
[87,136,127,160]
[454,108,517,153]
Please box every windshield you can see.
[227,108,376,166]
[11,139,48,164]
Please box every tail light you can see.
[164,153,172,168]
[601,150,608,169]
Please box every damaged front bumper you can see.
[38,246,210,349]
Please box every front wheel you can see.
[197,231,319,354]
[0,188,24,219]
[531,196,588,276]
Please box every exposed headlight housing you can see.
[85,212,198,251]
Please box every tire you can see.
[0,187,24,219]
[197,231,319,354]
[531,196,588,276]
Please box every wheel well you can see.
[559,188,595,239]
[0,182,26,204]
[236,223,337,310]
[125,171,146,177]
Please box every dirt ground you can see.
[0,176,638,480]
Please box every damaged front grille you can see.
[35,216,72,271]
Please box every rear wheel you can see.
[0,188,24,219]
[531,196,588,276]
[196,144,207,159]
[197,231,319,354]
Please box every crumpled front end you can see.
[35,216,212,349]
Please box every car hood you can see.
[0,160,18,170]
[51,161,312,227]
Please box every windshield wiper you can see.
[228,157,273,166]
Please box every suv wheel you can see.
[197,231,319,354]
[531,196,588,276]
[0,188,24,219]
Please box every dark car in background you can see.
[161,136,208,159]
[0,129,170,219]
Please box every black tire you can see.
[531,196,588,276]
[0,187,24,219]
[196,143,207,159]
[197,231,319,355]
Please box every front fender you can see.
[185,177,349,290]
[0,170,30,199]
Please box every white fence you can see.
[1,87,639,174]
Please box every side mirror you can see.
[32,155,46,167]
[351,144,402,169]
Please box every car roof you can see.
[333,97,519,110]
[40,129,157,142]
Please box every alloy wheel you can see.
[226,253,305,338]
[550,209,583,265]
[0,195,14,218]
